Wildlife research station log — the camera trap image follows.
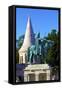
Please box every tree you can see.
[16,35,24,63]
[45,30,59,67]
[45,29,57,42]
[16,35,24,49]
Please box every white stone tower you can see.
[18,17,35,64]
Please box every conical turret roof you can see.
[19,17,35,52]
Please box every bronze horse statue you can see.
[27,33,54,64]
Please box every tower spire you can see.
[19,17,35,52]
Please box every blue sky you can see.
[16,8,59,40]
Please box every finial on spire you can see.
[28,16,30,20]
[27,16,31,23]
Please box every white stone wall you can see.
[24,69,51,82]
[19,51,28,64]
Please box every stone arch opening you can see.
[28,74,35,81]
[39,73,46,81]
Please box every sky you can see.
[16,7,59,40]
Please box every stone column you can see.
[46,70,50,80]
[27,74,30,82]
[24,74,28,82]
[35,73,39,81]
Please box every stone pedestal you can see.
[24,64,51,82]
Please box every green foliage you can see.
[45,29,59,67]
[18,40,23,49]
[16,35,24,63]
[16,35,24,49]
[45,29,57,41]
